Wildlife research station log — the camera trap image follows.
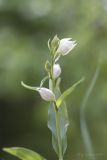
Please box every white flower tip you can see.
[57,37,77,56]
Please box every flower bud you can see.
[53,64,61,79]
[37,87,55,102]
[57,38,77,55]
[50,35,60,55]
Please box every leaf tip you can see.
[3,147,11,153]
[2,147,7,151]
[81,76,85,83]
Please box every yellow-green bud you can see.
[50,35,60,55]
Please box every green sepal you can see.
[56,77,85,108]
[3,147,46,160]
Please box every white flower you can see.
[57,38,77,55]
[37,87,55,102]
[53,64,61,79]
[21,81,55,102]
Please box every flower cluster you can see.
[22,35,77,102]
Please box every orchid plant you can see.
[3,35,84,160]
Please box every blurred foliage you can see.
[0,0,107,160]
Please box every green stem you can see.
[54,102,63,160]
[50,55,63,160]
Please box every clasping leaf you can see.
[56,77,85,108]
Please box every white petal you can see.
[53,64,61,79]
[37,87,55,102]
[57,38,77,55]
[62,42,77,56]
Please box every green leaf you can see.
[48,78,69,156]
[21,81,37,91]
[3,147,46,160]
[56,77,85,108]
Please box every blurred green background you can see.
[0,0,107,160]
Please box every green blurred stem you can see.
[54,102,63,160]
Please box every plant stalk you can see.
[54,102,63,160]
[51,55,63,160]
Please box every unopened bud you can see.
[53,64,61,79]
[51,35,60,55]
[37,87,55,102]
